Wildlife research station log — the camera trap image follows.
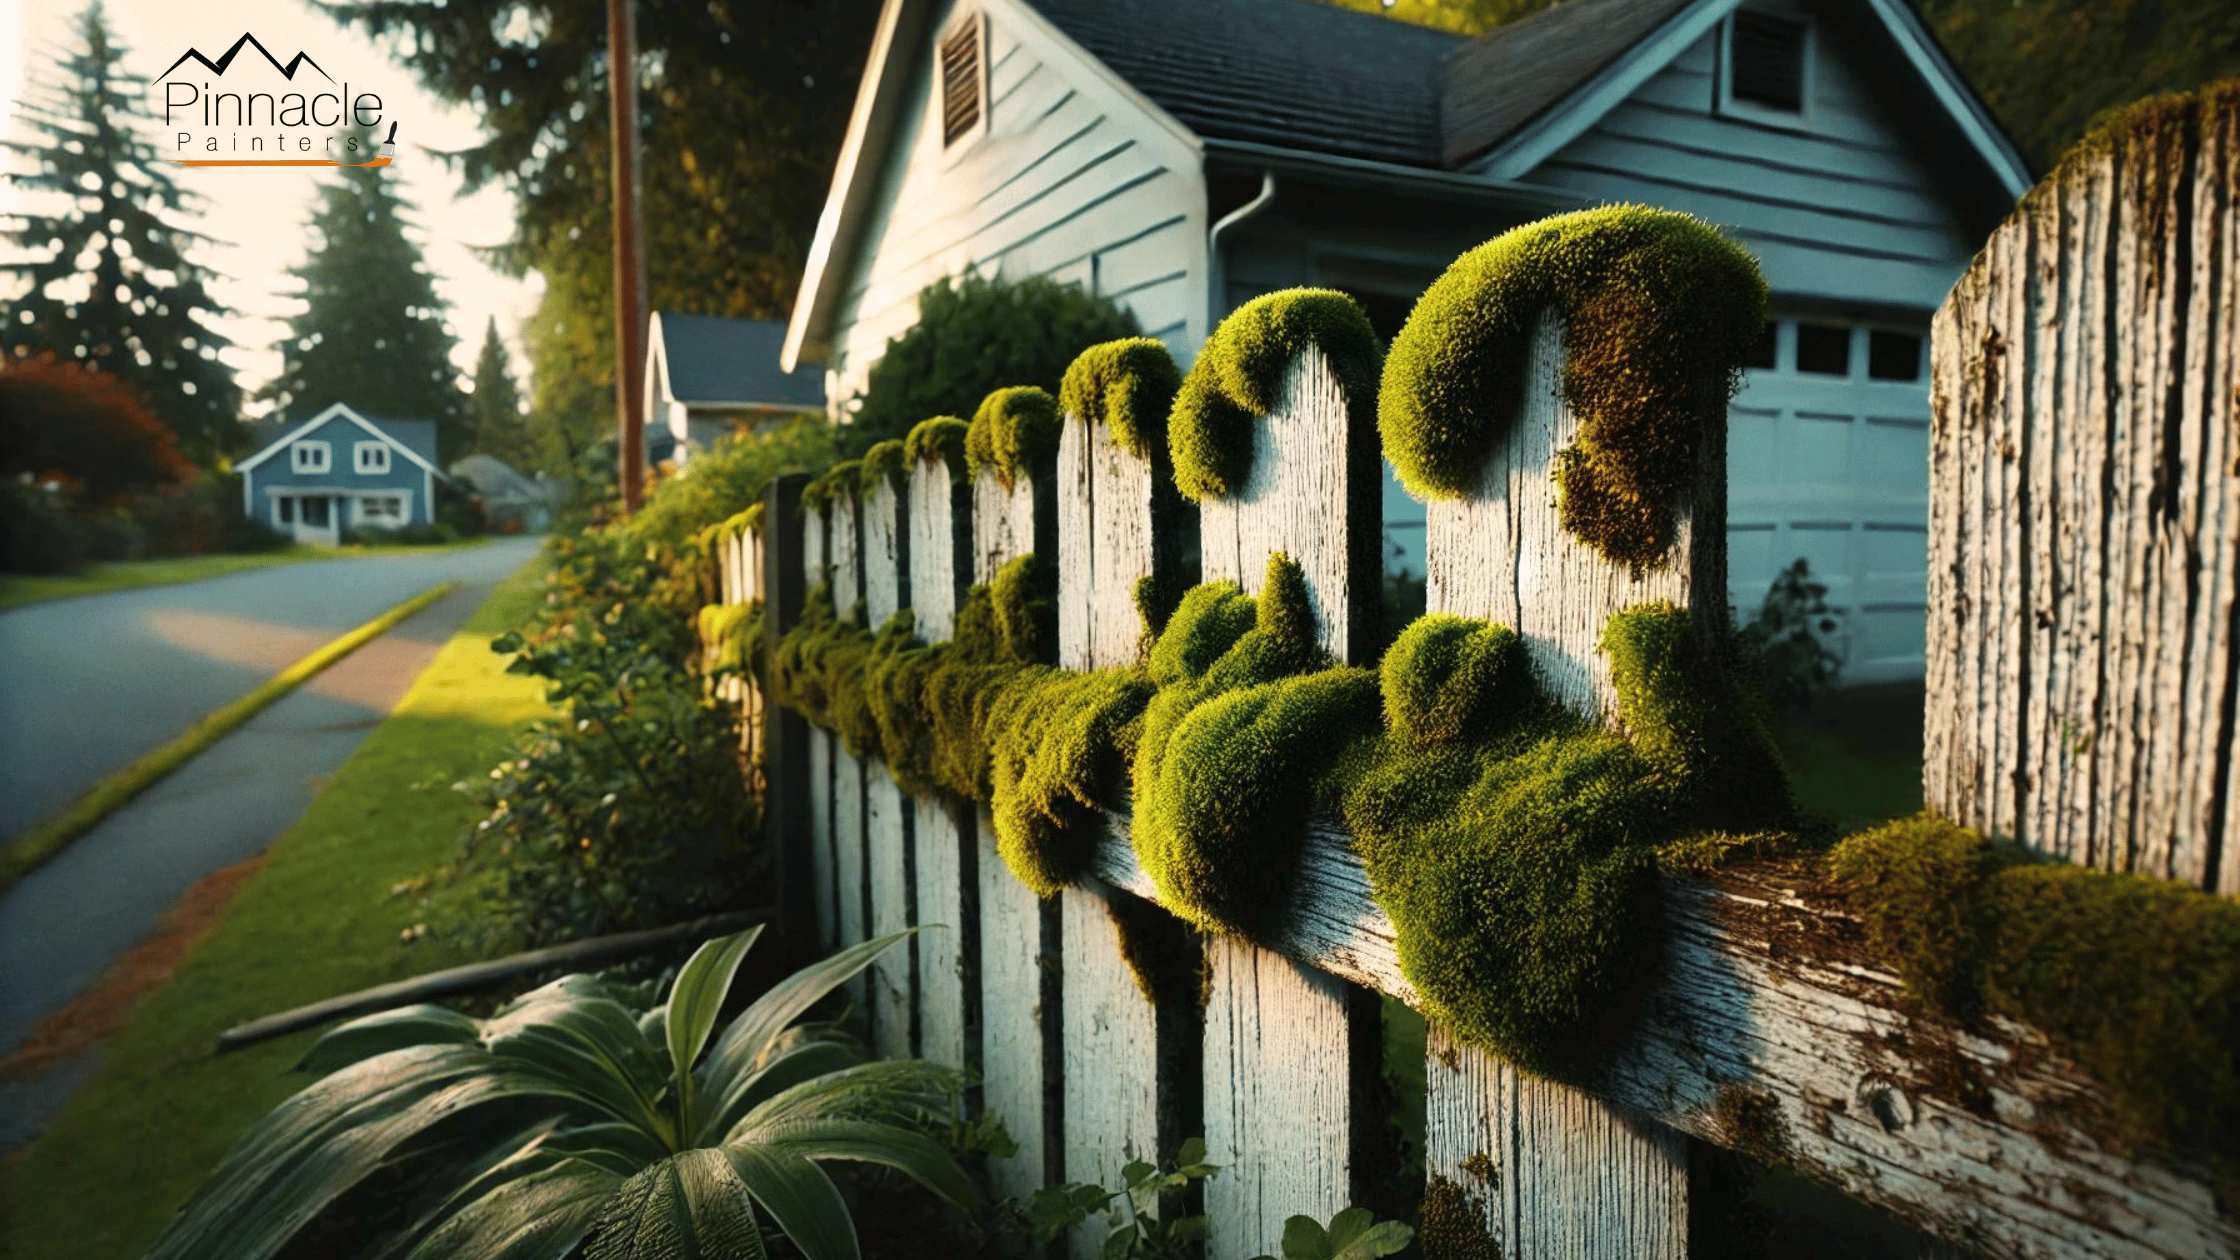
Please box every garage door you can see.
[1728,314,1932,686]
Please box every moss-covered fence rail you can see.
[702,110,2238,1260]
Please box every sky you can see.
[4,0,543,421]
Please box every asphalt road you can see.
[0,540,541,838]
[0,536,543,1149]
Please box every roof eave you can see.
[1203,137,1584,213]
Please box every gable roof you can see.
[235,403,443,476]
[1025,0,1460,168]
[650,313,826,409]
[1440,0,1696,168]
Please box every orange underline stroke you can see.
[167,157,394,167]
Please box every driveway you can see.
[0,540,542,838]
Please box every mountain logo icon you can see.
[161,33,332,83]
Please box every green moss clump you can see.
[1830,814,2240,1168]
[988,553,1054,666]
[1458,1152,1495,1184]
[1378,206,1765,573]
[1601,604,1794,834]
[799,459,862,513]
[856,439,908,495]
[902,415,971,472]
[1169,289,1381,501]
[1058,337,1182,460]
[985,666,1154,895]
[964,387,1061,490]
[1381,615,1531,746]
[1104,891,1209,1010]
[696,600,764,680]
[1712,1086,1790,1167]
[1418,1176,1499,1260]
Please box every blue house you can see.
[236,403,444,544]
[643,312,828,467]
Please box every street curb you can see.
[0,580,461,891]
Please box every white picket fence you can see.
[700,110,2238,1260]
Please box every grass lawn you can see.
[0,557,554,1260]
[0,537,495,611]
[1774,680,1926,834]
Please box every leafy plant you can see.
[1251,1207,1414,1260]
[990,1137,1221,1260]
[145,926,976,1260]
[1734,558,1844,715]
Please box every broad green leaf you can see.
[482,989,672,1139]
[694,1027,861,1147]
[543,1121,671,1176]
[296,1005,481,1075]
[368,1118,565,1260]
[1332,1219,1413,1260]
[746,1117,977,1210]
[735,1059,964,1134]
[584,1148,766,1260]
[1173,1137,1207,1170]
[665,927,763,1089]
[1104,1223,1135,1260]
[400,1159,620,1260]
[1281,1213,1334,1260]
[698,929,917,1120]
[722,1142,856,1260]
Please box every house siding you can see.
[824,0,1208,410]
[247,413,433,528]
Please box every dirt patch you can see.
[0,854,265,1080]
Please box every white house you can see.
[782,0,2032,684]
[644,312,829,467]
[235,403,444,545]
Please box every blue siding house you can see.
[236,403,443,544]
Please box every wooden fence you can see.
[700,99,2237,1260]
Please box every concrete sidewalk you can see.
[0,539,541,1151]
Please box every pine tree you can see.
[2,1,243,463]
[465,316,535,468]
[258,125,467,461]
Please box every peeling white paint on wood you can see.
[827,494,869,1012]
[1057,409,1157,671]
[977,807,1052,1202]
[1061,880,1165,1260]
[1928,111,2240,891]
[908,451,973,1073]
[865,767,913,1060]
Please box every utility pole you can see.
[607,0,647,515]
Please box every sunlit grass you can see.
[0,557,552,1260]
[0,538,494,611]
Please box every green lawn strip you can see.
[0,581,462,890]
[0,538,493,612]
[0,558,553,1260]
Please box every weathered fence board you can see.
[861,473,914,1058]
[826,492,870,1013]
[971,462,1062,1203]
[1191,344,1385,1258]
[1929,99,2240,891]
[803,504,836,953]
[908,449,976,1075]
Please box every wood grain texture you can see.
[833,747,868,1012]
[1426,1024,1689,1260]
[1056,406,1185,671]
[1927,115,2240,890]
[907,451,975,1074]
[972,465,1038,585]
[1060,880,1172,1260]
[1203,936,1360,1260]
[907,455,970,641]
[830,494,863,618]
[1083,812,2234,1260]
[977,807,1056,1202]
[803,506,836,952]
[865,765,914,1060]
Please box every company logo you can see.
[158,33,398,169]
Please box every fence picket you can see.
[802,503,836,953]
[1419,316,1707,1257]
[907,444,976,1076]
[971,460,1063,1203]
[826,491,870,1009]
[1191,343,1384,1259]
[861,470,914,1057]
[1928,97,2240,890]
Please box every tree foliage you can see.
[0,354,194,505]
[1,1,242,462]
[320,0,880,469]
[258,125,467,460]
[849,273,1139,452]
[464,316,537,469]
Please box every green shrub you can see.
[848,271,1139,453]
[1734,558,1844,714]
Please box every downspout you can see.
[1206,170,1277,335]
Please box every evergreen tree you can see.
[465,316,536,468]
[2,1,243,463]
[258,125,467,461]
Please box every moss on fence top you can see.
[799,460,861,513]
[903,416,971,472]
[1379,205,1765,573]
[1059,337,1182,461]
[1170,289,1381,501]
[857,440,909,495]
[965,387,1062,490]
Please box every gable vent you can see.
[940,18,982,147]
[1730,11,1807,112]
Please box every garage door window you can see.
[1795,322,1851,375]
[1868,330,1923,382]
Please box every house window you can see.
[277,496,296,525]
[358,494,406,526]
[292,441,331,473]
[1720,9,1811,122]
[1868,330,1924,381]
[355,442,390,474]
[938,14,984,148]
[1795,322,1852,376]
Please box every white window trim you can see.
[292,440,332,473]
[352,489,414,527]
[354,441,392,474]
[1716,7,1817,131]
[935,9,989,164]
